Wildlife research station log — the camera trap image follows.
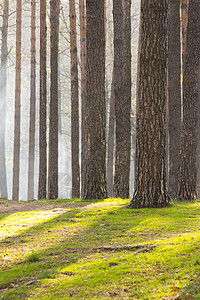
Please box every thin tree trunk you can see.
[48,0,60,199]
[70,0,80,198]
[113,0,124,198]
[84,0,107,199]
[0,0,9,199]
[107,68,115,197]
[12,0,22,201]
[79,0,86,198]
[178,0,200,201]
[28,0,36,200]
[129,1,168,208]
[197,62,200,198]
[113,0,131,199]
[167,0,181,199]
[123,0,131,196]
[38,0,47,200]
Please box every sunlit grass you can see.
[0,209,70,240]
[0,199,200,299]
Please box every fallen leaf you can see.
[171,286,180,290]
[171,293,181,300]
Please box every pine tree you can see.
[167,0,181,199]
[12,0,22,201]
[48,0,60,199]
[84,0,107,199]
[38,0,47,200]
[129,1,168,208]
[113,0,131,199]
[79,0,86,198]
[0,0,9,199]
[178,0,200,200]
[70,0,80,198]
[28,0,36,200]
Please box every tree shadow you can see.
[0,201,200,298]
[0,213,11,222]
[180,273,200,298]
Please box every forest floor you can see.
[0,198,200,300]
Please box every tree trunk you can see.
[70,0,80,198]
[122,0,131,197]
[38,0,47,200]
[48,0,60,199]
[129,1,168,208]
[12,0,22,201]
[84,0,107,199]
[107,68,115,197]
[178,0,200,201]
[113,0,131,199]
[79,0,86,198]
[197,62,200,198]
[181,0,189,72]
[0,0,9,199]
[27,0,36,200]
[167,0,181,199]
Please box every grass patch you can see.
[0,198,200,299]
[26,252,40,263]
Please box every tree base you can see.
[128,192,170,209]
[83,187,107,200]
[178,182,197,201]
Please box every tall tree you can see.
[0,0,9,199]
[181,0,189,72]
[12,0,22,201]
[107,69,115,197]
[84,0,107,199]
[48,0,60,199]
[27,0,36,200]
[113,0,131,199]
[79,0,86,198]
[129,1,168,208]
[178,0,200,200]
[197,62,200,197]
[167,0,181,199]
[38,0,47,200]
[70,0,80,198]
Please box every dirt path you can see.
[0,200,84,214]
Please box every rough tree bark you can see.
[197,63,200,197]
[48,0,60,199]
[113,0,131,199]
[84,0,107,199]
[38,0,47,200]
[79,0,86,198]
[167,0,181,199]
[70,0,80,198]
[181,0,189,72]
[27,0,36,200]
[0,0,9,199]
[129,1,168,208]
[178,0,200,201]
[12,0,22,201]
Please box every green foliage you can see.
[0,198,199,299]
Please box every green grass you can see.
[0,198,200,299]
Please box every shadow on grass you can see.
[180,273,200,299]
[0,198,107,243]
[0,213,11,222]
[0,200,200,299]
